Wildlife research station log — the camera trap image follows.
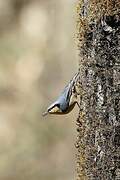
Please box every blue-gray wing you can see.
[47,72,79,112]
[56,72,79,110]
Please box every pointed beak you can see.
[42,111,48,117]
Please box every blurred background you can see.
[0,0,78,179]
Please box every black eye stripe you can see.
[48,104,59,112]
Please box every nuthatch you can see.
[42,72,81,116]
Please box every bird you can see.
[42,72,81,116]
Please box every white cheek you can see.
[49,106,60,113]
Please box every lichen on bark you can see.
[76,1,120,179]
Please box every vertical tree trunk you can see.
[76,1,120,179]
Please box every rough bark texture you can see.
[76,1,120,179]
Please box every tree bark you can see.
[76,1,120,179]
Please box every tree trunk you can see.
[76,1,120,179]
